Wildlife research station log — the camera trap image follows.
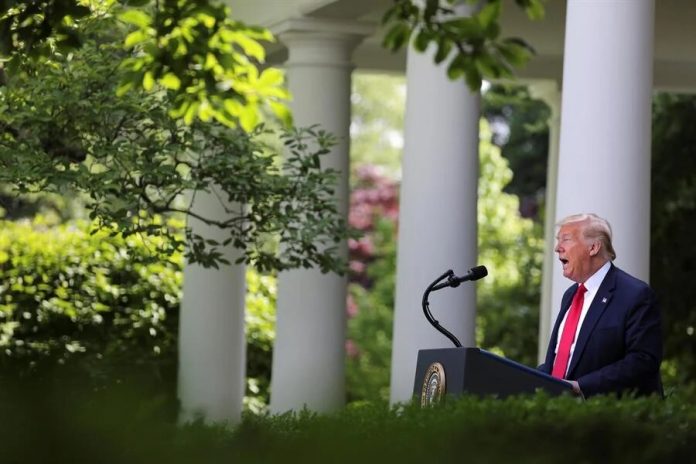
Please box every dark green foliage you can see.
[651,93,696,385]
[482,84,550,218]
[1,386,694,463]
[382,0,543,91]
[0,0,90,58]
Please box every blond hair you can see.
[557,213,616,261]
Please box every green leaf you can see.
[124,30,151,48]
[183,101,200,125]
[197,13,217,29]
[382,23,411,52]
[268,100,293,127]
[258,67,284,88]
[169,100,190,119]
[159,73,181,90]
[115,81,134,97]
[239,105,260,133]
[498,38,534,67]
[228,32,267,63]
[142,71,155,91]
[477,0,501,30]
[434,40,452,64]
[197,98,214,122]
[414,30,431,53]
[424,0,440,19]
[517,0,546,20]
[118,10,152,29]
[446,53,467,80]
[443,17,482,40]
[464,67,482,92]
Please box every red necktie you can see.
[552,283,587,379]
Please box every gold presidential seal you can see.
[420,362,446,406]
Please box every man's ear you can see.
[589,240,601,257]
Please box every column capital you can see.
[271,17,375,38]
[270,17,375,68]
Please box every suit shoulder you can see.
[612,266,654,295]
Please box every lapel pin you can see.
[602,297,608,303]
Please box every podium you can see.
[413,347,573,404]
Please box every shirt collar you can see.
[582,260,611,294]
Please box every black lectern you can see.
[414,347,573,405]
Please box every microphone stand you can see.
[422,269,462,348]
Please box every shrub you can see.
[245,269,276,413]
[0,388,693,463]
[0,216,277,413]
[0,216,182,393]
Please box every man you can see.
[538,213,663,398]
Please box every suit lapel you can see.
[567,265,618,377]
[546,285,576,367]
[557,286,576,326]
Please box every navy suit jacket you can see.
[539,264,663,397]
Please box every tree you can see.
[0,11,348,273]
[0,0,290,129]
[650,92,696,385]
[481,84,550,219]
[382,0,545,91]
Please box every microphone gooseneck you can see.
[421,266,488,348]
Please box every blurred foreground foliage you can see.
[0,385,693,463]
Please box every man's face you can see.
[555,221,593,283]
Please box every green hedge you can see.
[0,217,182,390]
[0,387,693,463]
[0,217,275,411]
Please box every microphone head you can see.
[469,265,488,281]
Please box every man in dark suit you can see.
[538,213,663,398]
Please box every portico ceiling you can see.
[228,0,696,91]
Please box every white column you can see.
[551,0,655,324]
[528,81,561,364]
[178,191,247,424]
[269,18,372,413]
[389,21,480,403]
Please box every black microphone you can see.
[432,265,488,290]
[422,265,489,347]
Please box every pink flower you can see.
[345,339,360,358]
[349,260,366,274]
[346,293,359,318]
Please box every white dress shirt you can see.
[554,260,612,377]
